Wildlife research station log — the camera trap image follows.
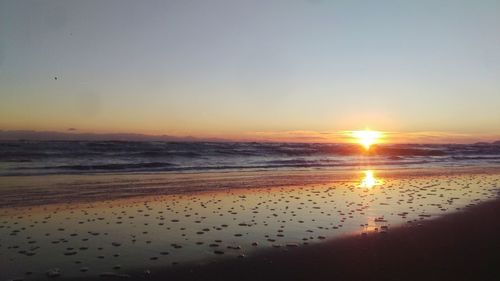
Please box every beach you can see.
[155,197,500,281]
[1,166,500,281]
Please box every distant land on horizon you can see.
[1,130,500,145]
[0,130,219,142]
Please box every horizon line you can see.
[1,129,500,145]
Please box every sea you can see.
[1,140,500,176]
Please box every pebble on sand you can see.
[46,268,61,278]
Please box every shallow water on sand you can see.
[1,170,499,280]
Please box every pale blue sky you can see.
[1,0,500,140]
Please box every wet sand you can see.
[2,166,500,208]
[1,168,500,281]
[152,197,500,281]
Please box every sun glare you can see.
[352,130,382,150]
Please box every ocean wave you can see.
[35,162,176,171]
[1,140,500,176]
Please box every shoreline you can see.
[2,165,500,209]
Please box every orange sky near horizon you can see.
[1,123,499,144]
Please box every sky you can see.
[1,0,500,143]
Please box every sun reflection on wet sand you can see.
[358,170,383,189]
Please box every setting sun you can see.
[352,130,383,150]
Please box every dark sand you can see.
[135,198,500,281]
